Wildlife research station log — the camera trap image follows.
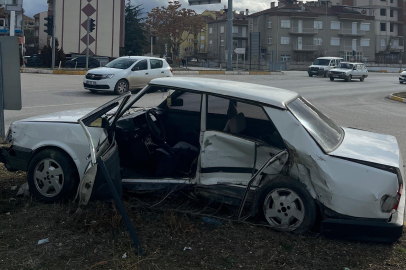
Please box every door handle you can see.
[145,73,149,75]
[161,71,164,73]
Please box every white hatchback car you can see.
[1,78,404,242]
[83,56,173,94]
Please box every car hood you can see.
[329,127,401,168]
[330,68,351,73]
[16,108,96,123]
[87,67,126,74]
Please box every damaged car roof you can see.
[149,77,299,109]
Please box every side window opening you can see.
[207,95,285,148]
[134,60,148,71]
[150,59,163,69]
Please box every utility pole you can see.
[226,0,233,71]
[86,17,90,70]
[52,0,56,70]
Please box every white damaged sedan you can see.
[1,77,404,242]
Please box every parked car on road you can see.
[83,56,173,95]
[328,62,368,82]
[1,77,404,242]
[399,69,406,84]
[66,57,100,69]
[308,57,343,77]
[25,54,42,67]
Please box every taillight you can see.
[381,184,403,212]
[170,68,173,73]
[393,184,403,210]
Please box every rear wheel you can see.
[400,81,403,84]
[27,149,79,203]
[323,73,327,77]
[308,74,313,77]
[330,77,334,81]
[360,76,365,82]
[114,79,129,95]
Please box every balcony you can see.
[289,27,318,35]
[292,44,319,51]
[390,44,404,50]
[233,32,248,38]
[340,45,363,52]
[338,28,366,36]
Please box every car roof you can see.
[119,56,166,61]
[340,62,364,64]
[316,57,343,60]
[149,77,299,109]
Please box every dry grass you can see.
[1,163,406,269]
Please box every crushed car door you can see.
[200,130,287,188]
[77,92,132,205]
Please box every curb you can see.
[389,93,406,103]
[21,68,284,76]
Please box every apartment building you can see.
[247,1,376,64]
[34,11,48,49]
[48,0,125,57]
[207,10,249,62]
[332,0,403,62]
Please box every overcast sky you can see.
[24,0,271,18]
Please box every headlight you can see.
[101,74,114,79]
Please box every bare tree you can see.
[146,1,205,62]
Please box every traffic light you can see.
[44,16,54,36]
[90,18,96,33]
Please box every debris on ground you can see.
[10,186,17,191]
[122,253,127,259]
[202,217,223,226]
[38,238,50,245]
[16,182,30,197]
[183,246,192,251]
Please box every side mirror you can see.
[353,67,357,70]
[132,67,140,71]
[171,98,183,107]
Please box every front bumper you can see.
[329,73,349,79]
[83,78,116,91]
[321,186,405,243]
[399,77,406,82]
[308,69,327,76]
[0,145,33,172]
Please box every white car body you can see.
[1,77,404,241]
[83,56,173,93]
[328,62,368,82]
[399,69,406,84]
[308,57,343,77]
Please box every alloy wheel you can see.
[117,81,128,94]
[34,158,64,197]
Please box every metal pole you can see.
[22,9,25,66]
[52,0,56,70]
[226,0,233,71]
[0,43,4,138]
[236,53,238,72]
[86,17,90,70]
[150,36,153,56]
[243,52,245,70]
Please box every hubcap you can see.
[34,159,64,197]
[263,188,305,231]
[117,81,127,94]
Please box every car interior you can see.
[113,87,285,180]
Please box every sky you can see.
[23,0,272,18]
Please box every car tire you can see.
[308,74,313,77]
[323,73,327,77]
[114,79,129,95]
[360,76,365,82]
[89,89,98,93]
[400,81,404,84]
[27,149,79,203]
[346,75,352,82]
[258,176,317,234]
[330,77,334,81]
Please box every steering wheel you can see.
[145,109,166,142]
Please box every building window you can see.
[380,9,386,16]
[233,26,238,33]
[331,21,340,30]
[390,23,394,32]
[360,23,370,31]
[381,23,386,31]
[381,38,386,46]
[250,22,253,31]
[268,20,272,28]
[281,55,290,62]
[331,37,340,46]
[200,44,205,49]
[209,27,213,34]
[220,26,224,33]
[209,40,212,45]
[281,36,290,44]
[201,27,205,32]
[242,40,246,48]
[201,35,205,40]
[281,20,290,28]
[361,39,370,46]
[267,37,272,44]
[390,9,394,17]
[221,40,224,46]
[381,0,386,2]
[314,21,323,29]
[313,38,322,46]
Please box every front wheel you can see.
[114,79,129,95]
[308,74,313,77]
[330,77,334,81]
[259,176,317,234]
[27,149,79,203]
[345,75,352,82]
[360,76,365,82]
[400,81,404,84]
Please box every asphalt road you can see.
[5,71,406,155]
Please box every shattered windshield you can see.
[338,63,353,69]
[312,59,330,66]
[106,58,137,69]
[287,98,344,153]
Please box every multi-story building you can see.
[247,1,376,64]
[0,0,24,36]
[207,9,249,63]
[332,0,403,62]
[48,0,125,57]
[34,11,48,49]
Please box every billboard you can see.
[189,0,221,5]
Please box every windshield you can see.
[287,98,343,153]
[312,59,330,66]
[338,63,353,69]
[106,58,137,69]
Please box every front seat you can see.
[223,101,246,134]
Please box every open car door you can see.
[77,92,132,205]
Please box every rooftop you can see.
[149,77,299,109]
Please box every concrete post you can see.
[226,0,233,71]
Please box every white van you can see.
[308,57,343,77]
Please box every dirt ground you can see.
[1,164,406,270]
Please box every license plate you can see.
[86,80,96,85]
[333,75,339,78]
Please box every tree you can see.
[124,2,147,56]
[40,39,66,68]
[146,1,205,62]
